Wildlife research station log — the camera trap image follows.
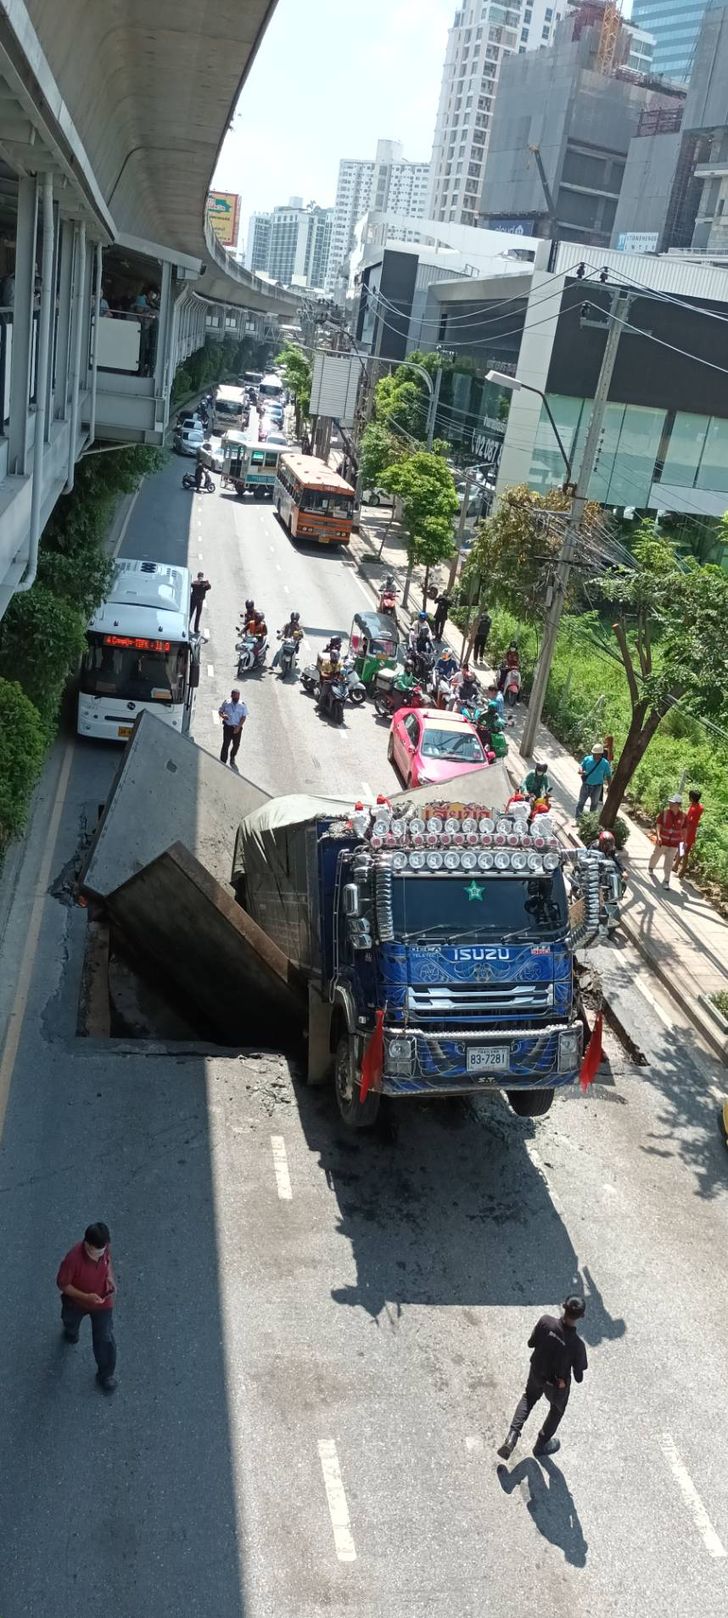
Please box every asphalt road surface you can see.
[1,456,727,1617]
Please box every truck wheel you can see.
[507,1088,554,1118]
[334,1033,380,1129]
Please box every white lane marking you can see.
[207,663,215,678]
[465,1435,484,1453]
[283,585,290,595]
[317,1440,356,1563]
[212,709,220,726]
[660,1434,727,1558]
[361,781,374,801]
[270,1135,292,1200]
[275,563,281,572]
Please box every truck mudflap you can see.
[380,1021,582,1097]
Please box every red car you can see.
[387,706,487,788]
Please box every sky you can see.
[213,0,455,256]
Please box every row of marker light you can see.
[389,848,561,873]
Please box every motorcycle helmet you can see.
[418,610,428,621]
[290,611,300,623]
[245,599,254,613]
[534,761,548,774]
[597,829,616,856]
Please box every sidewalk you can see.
[349,508,728,1063]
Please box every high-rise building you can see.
[325,140,430,294]
[630,0,709,83]
[427,0,565,228]
[480,3,681,244]
[247,212,271,274]
[245,200,333,289]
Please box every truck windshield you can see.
[80,637,188,704]
[391,873,568,941]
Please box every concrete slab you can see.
[82,710,270,899]
[107,841,306,1047]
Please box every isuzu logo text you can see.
[451,947,511,962]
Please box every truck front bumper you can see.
[381,1022,582,1097]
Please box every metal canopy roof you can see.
[10,0,298,313]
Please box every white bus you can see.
[212,384,247,433]
[77,560,200,742]
[258,372,285,404]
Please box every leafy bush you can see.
[0,680,47,848]
[576,809,630,849]
[710,991,728,1020]
[0,584,86,729]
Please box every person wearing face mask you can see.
[56,1221,117,1393]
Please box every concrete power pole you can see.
[520,288,632,759]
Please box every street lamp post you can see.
[485,369,573,490]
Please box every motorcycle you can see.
[235,630,268,676]
[318,676,349,726]
[504,667,522,708]
[277,633,299,679]
[408,642,436,688]
[341,656,366,706]
[377,578,399,618]
[182,468,215,492]
[374,675,427,719]
[599,861,627,938]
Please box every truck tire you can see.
[334,1033,380,1129]
[507,1088,554,1118]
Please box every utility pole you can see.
[521,288,632,759]
[426,362,443,451]
[447,472,474,592]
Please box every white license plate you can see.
[466,1045,510,1072]
[117,725,133,739]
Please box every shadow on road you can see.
[297,1084,620,1332]
[497,1455,588,1567]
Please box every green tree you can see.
[0,679,47,848]
[383,451,458,605]
[275,341,312,434]
[461,485,580,622]
[598,525,728,824]
[359,422,405,487]
[0,584,86,729]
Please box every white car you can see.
[362,486,393,507]
[265,431,287,447]
[175,425,205,457]
[200,435,224,473]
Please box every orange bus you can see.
[274,453,355,546]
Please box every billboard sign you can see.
[616,232,659,254]
[310,353,361,426]
[206,191,241,248]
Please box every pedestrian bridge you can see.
[0,0,298,617]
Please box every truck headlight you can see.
[558,1027,582,1074]
[387,1037,415,1075]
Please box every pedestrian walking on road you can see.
[676,788,704,880]
[433,591,452,642]
[56,1222,117,1393]
[218,688,247,766]
[190,571,211,633]
[497,1296,588,1460]
[473,609,492,664]
[575,742,612,817]
[648,793,687,889]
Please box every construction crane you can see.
[528,145,557,239]
[596,0,620,73]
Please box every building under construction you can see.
[479,0,685,247]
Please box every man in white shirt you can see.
[218,688,247,766]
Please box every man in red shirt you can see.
[56,1221,117,1392]
[648,793,687,890]
[676,789,704,879]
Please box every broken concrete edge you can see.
[78,916,111,1038]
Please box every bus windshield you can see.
[80,636,188,704]
[300,490,353,517]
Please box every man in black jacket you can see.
[497,1296,588,1459]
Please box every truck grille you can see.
[406,981,553,1022]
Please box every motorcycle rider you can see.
[522,762,553,801]
[378,574,399,612]
[408,611,434,683]
[498,641,520,692]
[588,827,626,879]
[194,447,205,492]
[448,663,478,711]
[273,610,303,668]
[316,646,341,717]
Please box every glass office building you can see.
[630,0,709,82]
